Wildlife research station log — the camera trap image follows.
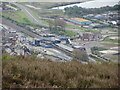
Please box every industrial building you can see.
[64,18,92,26]
[90,23,103,28]
[29,38,61,48]
[58,37,72,44]
[64,17,104,28]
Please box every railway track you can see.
[51,43,74,57]
[2,18,41,38]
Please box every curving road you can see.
[12,3,48,27]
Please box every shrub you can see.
[2,55,119,88]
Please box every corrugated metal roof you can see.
[92,23,100,25]
[71,18,90,22]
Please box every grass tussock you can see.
[2,55,119,88]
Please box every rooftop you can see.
[99,50,119,54]
[56,44,73,52]
[71,18,90,22]
[92,23,100,25]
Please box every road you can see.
[12,3,48,27]
[81,41,104,55]
[72,39,104,55]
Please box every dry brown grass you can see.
[2,55,119,88]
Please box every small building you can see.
[82,33,90,41]
[99,50,119,55]
[90,23,103,28]
[82,32,102,41]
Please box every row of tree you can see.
[64,4,120,17]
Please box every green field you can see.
[51,29,78,38]
[101,37,119,45]
[26,7,63,26]
[28,7,63,17]
[2,10,35,25]
[80,29,100,33]
[66,25,83,29]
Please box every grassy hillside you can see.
[2,10,35,25]
[2,55,119,88]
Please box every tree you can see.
[54,18,66,31]
[48,20,54,31]
[73,49,88,62]
[48,19,67,32]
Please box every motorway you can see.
[12,3,48,27]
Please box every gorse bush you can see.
[2,55,119,88]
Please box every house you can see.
[82,33,90,41]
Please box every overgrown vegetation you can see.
[3,55,119,88]
[73,49,88,62]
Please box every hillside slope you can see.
[2,55,119,88]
